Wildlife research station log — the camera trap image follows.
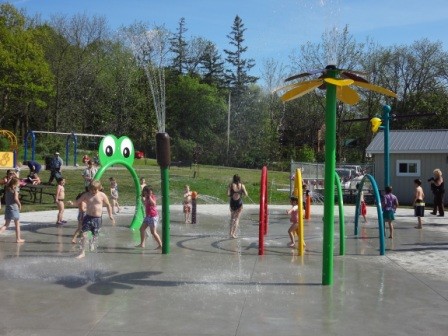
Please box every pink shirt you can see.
[289,205,298,224]
[145,194,158,217]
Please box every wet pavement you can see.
[0,203,447,335]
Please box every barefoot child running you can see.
[0,177,25,243]
[75,180,114,258]
[136,186,162,250]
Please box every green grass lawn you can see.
[1,160,292,214]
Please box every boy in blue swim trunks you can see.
[75,180,114,259]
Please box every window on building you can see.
[396,160,420,176]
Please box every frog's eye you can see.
[121,138,133,159]
[102,136,116,157]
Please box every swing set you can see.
[24,131,104,166]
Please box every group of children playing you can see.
[0,165,430,255]
[68,176,162,258]
[0,165,163,258]
[285,179,427,247]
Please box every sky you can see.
[8,0,448,79]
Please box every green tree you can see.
[169,17,188,75]
[372,39,448,128]
[0,3,54,135]
[36,13,112,133]
[296,144,315,162]
[200,41,226,87]
[166,75,227,164]
[224,15,258,95]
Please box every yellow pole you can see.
[295,168,305,255]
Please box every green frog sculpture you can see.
[94,135,144,230]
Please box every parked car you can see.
[340,164,363,176]
[335,168,355,189]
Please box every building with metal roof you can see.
[366,130,448,205]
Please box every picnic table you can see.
[20,184,57,204]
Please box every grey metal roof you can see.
[366,129,448,154]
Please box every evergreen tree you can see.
[169,17,188,74]
[200,41,226,87]
[224,15,258,94]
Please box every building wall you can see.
[372,153,448,205]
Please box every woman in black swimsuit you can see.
[227,174,248,238]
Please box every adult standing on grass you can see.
[227,174,248,238]
[0,177,25,243]
[48,152,63,185]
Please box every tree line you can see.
[1,3,447,169]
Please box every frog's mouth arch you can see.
[94,160,144,230]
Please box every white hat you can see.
[55,152,60,155]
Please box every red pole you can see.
[305,190,311,219]
[258,166,267,255]
[264,168,268,235]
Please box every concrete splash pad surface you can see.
[0,204,447,336]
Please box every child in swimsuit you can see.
[183,185,192,223]
[287,196,299,247]
[56,178,66,225]
[227,174,248,238]
[136,186,162,249]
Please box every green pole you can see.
[322,66,338,286]
[161,166,170,254]
[156,132,171,255]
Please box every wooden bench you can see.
[20,184,57,204]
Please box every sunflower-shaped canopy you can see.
[276,65,397,104]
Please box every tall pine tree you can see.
[169,17,188,74]
[200,41,226,87]
[224,15,257,95]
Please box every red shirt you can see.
[145,194,158,217]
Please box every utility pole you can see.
[227,92,231,164]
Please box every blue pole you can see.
[354,175,386,255]
[65,135,70,166]
[73,134,78,166]
[383,105,391,189]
